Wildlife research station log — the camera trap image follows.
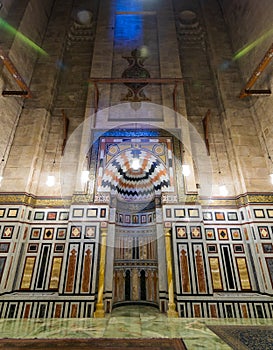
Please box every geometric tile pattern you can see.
[100,148,170,201]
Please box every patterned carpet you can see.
[0,338,187,350]
[207,325,273,350]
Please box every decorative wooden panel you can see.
[194,304,201,317]
[71,304,78,318]
[209,304,218,317]
[54,304,62,318]
[65,248,78,293]
[179,247,190,293]
[209,257,223,291]
[49,257,63,290]
[23,304,31,318]
[81,249,92,293]
[241,304,248,318]
[20,257,36,289]
[194,246,207,293]
[236,257,251,290]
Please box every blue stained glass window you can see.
[115,14,143,41]
[114,0,143,43]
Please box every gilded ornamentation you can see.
[0,193,71,207]
[162,194,178,203]
[72,194,93,204]
[0,192,272,213]
[94,193,110,203]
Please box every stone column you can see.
[94,226,108,318]
[132,269,139,301]
[164,227,178,317]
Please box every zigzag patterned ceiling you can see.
[100,148,170,201]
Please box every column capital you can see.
[164,227,172,237]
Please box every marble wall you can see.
[1,196,273,318]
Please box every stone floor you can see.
[0,305,273,349]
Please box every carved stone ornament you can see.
[121,48,151,102]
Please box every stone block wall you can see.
[219,0,273,173]
[1,0,99,195]
[0,0,54,179]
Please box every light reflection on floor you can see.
[0,305,273,349]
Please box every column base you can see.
[167,303,179,318]
[94,303,105,318]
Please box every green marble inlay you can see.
[2,305,272,349]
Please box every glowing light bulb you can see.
[81,170,89,183]
[77,10,92,25]
[131,158,140,170]
[46,175,55,187]
[182,164,190,177]
[219,185,228,196]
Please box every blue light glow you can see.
[114,0,143,44]
[115,14,143,42]
[116,0,142,12]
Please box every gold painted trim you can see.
[0,192,272,208]
[94,228,108,318]
[0,193,71,207]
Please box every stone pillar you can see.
[94,227,108,318]
[164,227,178,317]
[132,269,139,301]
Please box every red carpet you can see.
[0,338,187,350]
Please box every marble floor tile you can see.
[1,306,273,349]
